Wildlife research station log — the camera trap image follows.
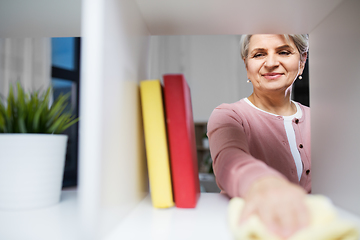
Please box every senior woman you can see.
[207,34,310,238]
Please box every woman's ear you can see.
[299,52,307,74]
[243,58,248,70]
[301,52,307,67]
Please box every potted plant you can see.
[0,82,78,210]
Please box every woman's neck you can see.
[248,91,296,116]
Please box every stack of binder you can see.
[140,74,200,209]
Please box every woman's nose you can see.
[265,54,279,67]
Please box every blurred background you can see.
[0,35,309,192]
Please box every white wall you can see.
[310,0,360,214]
[0,0,81,37]
[79,0,149,239]
[148,35,252,122]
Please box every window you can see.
[51,37,81,188]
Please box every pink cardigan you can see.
[207,99,311,198]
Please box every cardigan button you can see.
[306,170,310,175]
[299,144,303,148]
[295,119,299,124]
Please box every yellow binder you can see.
[140,80,174,208]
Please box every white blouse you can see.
[244,98,303,181]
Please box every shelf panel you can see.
[105,193,232,240]
[134,0,344,35]
[2,190,360,239]
[0,190,79,240]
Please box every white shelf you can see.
[104,194,360,240]
[104,193,232,240]
[1,190,360,240]
[0,190,80,240]
[0,190,232,240]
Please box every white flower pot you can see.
[0,134,68,210]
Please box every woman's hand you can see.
[240,177,309,239]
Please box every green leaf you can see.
[17,116,27,133]
[1,83,78,134]
[16,83,26,113]
[47,114,67,134]
[26,92,38,132]
[45,105,67,129]
[49,93,70,115]
[49,94,71,120]
[32,100,47,133]
[0,101,9,133]
[6,85,15,132]
[0,106,5,133]
[60,117,79,133]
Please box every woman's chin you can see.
[258,83,292,93]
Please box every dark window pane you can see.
[51,78,78,188]
[51,38,75,71]
[52,78,77,113]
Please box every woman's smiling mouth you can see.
[262,72,284,80]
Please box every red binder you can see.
[163,74,200,208]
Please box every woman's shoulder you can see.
[296,101,310,109]
[213,98,249,111]
[210,99,250,118]
[208,100,248,130]
[208,99,251,124]
[296,102,310,116]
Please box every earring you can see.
[298,75,303,80]
[247,79,251,83]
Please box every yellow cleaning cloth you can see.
[228,195,359,240]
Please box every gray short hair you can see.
[240,34,309,62]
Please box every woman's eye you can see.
[253,53,265,58]
[279,51,291,55]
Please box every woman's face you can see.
[245,34,306,95]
